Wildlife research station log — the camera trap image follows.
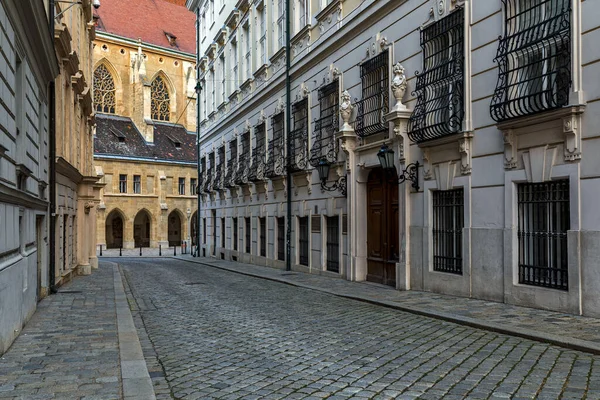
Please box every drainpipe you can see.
[285,0,292,271]
[195,7,202,255]
[48,0,57,293]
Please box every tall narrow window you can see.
[277,0,285,49]
[178,177,185,195]
[277,217,285,261]
[244,23,251,80]
[235,131,251,185]
[231,38,238,88]
[220,54,226,104]
[151,76,170,121]
[491,0,571,121]
[518,180,570,290]
[326,216,339,273]
[259,4,267,65]
[248,124,266,182]
[408,8,464,142]
[432,189,464,275]
[290,99,308,172]
[245,217,251,253]
[93,64,116,114]
[233,217,238,251]
[221,217,226,248]
[259,217,266,257]
[298,216,309,266]
[356,50,389,137]
[311,80,339,166]
[119,174,127,193]
[210,68,216,112]
[203,217,207,244]
[266,113,285,178]
[225,139,238,187]
[298,0,308,30]
[213,146,225,190]
[191,178,197,195]
[133,175,141,194]
[202,79,207,120]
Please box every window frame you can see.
[178,177,186,195]
[133,175,141,194]
[119,174,127,193]
[432,188,464,275]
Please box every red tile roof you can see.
[94,0,196,54]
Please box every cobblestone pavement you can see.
[0,265,121,400]
[118,258,600,400]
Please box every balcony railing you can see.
[234,154,250,185]
[224,158,237,188]
[212,167,224,191]
[289,99,309,173]
[266,114,286,178]
[355,50,389,138]
[310,80,339,166]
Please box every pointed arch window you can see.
[93,64,116,114]
[151,76,171,121]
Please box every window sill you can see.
[417,131,472,149]
[496,105,585,131]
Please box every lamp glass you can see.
[377,144,395,170]
[316,160,330,182]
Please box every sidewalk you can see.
[0,262,155,400]
[176,255,600,355]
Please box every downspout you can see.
[48,0,57,293]
[195,7,202,256]
[285,0,292,271]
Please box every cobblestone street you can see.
[119,258,600,400]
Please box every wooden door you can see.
[367,168,398,287]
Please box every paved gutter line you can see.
[112,262,156,400]
[175,257,600,356]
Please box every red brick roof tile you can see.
[95,0,196,54]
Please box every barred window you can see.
[298,216,309,266]
[277,217,285,261]
[432,189,464,275]
[290,99,309,172]
[249,123,266,182]
[225,139,238,188]
[245,217,251,253]
[119,174,127,193]
[233,217,238,251]
[93,64,116,114]
[207,152,215,191]
[491,0,571,122]
[266,113,285,178]
[356,50,389,138]
[199,157,206,192]
[221,217,226,248]
[259,217,266,257]
[518,181,570,290]
[326,216,339,273]
[235,131,251,185]
[213,146,225,190]
[133,175,141,194]
[310,80,339,166]
[151,76,170,121]
[408,8,464,143]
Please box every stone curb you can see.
[175,256,600,356]
[110,262,157,400]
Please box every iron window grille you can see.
[310,80,339,167]
[326,216,340,273]
[298,216,309,266]
[259,217,266,257]
[178,177,185,195]
[233,217,238,251]
[151,76,170,121]
[206,152,215,192]
[432,189,464,275]
[248,123,267,182]
[289,99,309,172]
[212,146,225,191]
[225,139,238,188]
[221,217,226,248]
[355,50,389,138]
[490,0,571,122]
[119,174,127,193]
[212,210,217,255]
[133,175,141,194]
[235,131,251,185]
[245,217,251,253]
[266,113,286,178]
[518,180,570,290]
[191,178,197,195]
[203,218,207,244]
[93,64,116,114]
[199,157,207,193]
[277,217,285,261]
[408,8,464,143]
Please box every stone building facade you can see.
[54,0,102,286]
[0,0,58,353]
[92,0,198,250]
[187,0,600,317]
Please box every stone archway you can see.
[134,210,152,248]
[168,211,182,246]
[105,210,124,249]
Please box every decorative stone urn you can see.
[340,90,354,132]
[391,62,407,112]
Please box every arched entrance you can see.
[168,211,182,246]
[191,211,198,246]
[134,210,151,247]
[366,168,398,287]
[105,210,124,249]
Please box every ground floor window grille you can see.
[298,216,309,266]
[259,217,266,257]
[221,217,225,248]
[233,217,238,251]
[326,216,340,273]
[518,180,570,290]
[432,189,464,274]
[245,217,251,254]
[203,218,207,244]
[277,217,285,261]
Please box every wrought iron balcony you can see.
[355,51,389,138]
[265,140,285,178]
[224,158,238,188]
[289,128,308,172]
[234,154,250,185]
[212,166,224,191]
[310,117,338,167]
[248,151,266,182]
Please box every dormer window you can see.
[110,128,126,143]
[164,31,178,47]
[167,135,182,149]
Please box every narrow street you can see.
[118,258,600,400]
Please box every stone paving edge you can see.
[173,256,600,356]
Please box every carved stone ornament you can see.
[391,62,408,112]
[339,90,354,132]
[563,114,582,161]
[422,148,433,180]
[459,137,472,175]
[297,83,310,101]
[274,98,284,114]
[257,110,266,125]
[84,201,95,214]
[244,119,251,131]
[503,129,517,169]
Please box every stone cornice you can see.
[54,23,72,59]
[225,9,241,30]
[56,157,84,184]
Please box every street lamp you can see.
[377,143,420,191]
[316,159,346,196]
[54,0,100,20]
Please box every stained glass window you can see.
[93,64,116,114]
[151,76,170,121]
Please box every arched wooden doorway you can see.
[366,168,398,287]
[168,211,182,246]
[134,210,151,247]
[191,211,198,246]
[105,210,124,249]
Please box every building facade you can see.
[0,0,58,353]
[53,0,102,286]
[92,0,198,250]
[188,0,600,317]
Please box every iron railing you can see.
[299,216,309,266]
[266,113,286,178]
[310,80,339,167]
[234,131,251,185]
[433,189,464,275]
[408,8,464,143]
[248,123,267,182]
[289,99,309,172]
[490,0,571,122]
[355,50,389,138]
[225,139,238,188]
[518,180,570,290]
[326,216,340,273]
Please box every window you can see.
[408,8,464,143]
[297,0,308,31]
[490,0,571,121]
[356,50,389,138]
[225,139,238,187]
[266,113,285,178]
[258,4,267,65]
[233,217,238,251]
[199,157,206,192]
[298,217,309,266]
[290,99,308,172]
[220,54,226,104]
[178,177,185,195]
[235,131,251,185]
[326,216,340,273]
[210,68,216,112]
[191,178,197,195]
[203,217,207,244]
[277,217,285,261]
[202,78,207,120]
[259,217,266,257]
[432,189,464,275]
[221,217,226,248]
[213,146,225,190]
[212,210,217,256]
[119,174,127,193]
[243,23,251,80]
[245,217,251,253]
[231,38,238,88]
[310,80,339,166]
[248,124,266,182]
[93,64,116,114]
[133,175,141,194]
[151,76,170,121]
[518,180,570,290]
[277,0,285,49]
